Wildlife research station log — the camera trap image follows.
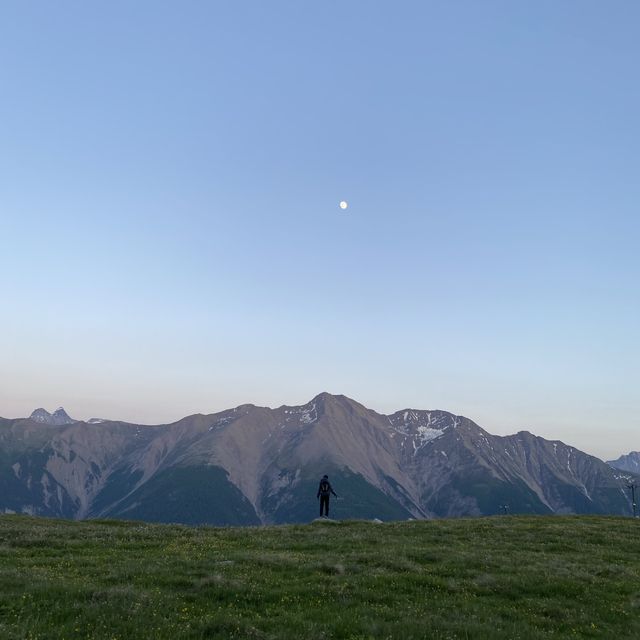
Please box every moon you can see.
[339,200,348,210]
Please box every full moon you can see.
[339,200,348,210]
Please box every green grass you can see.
[0,515,638,639]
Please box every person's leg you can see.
[325,497,330,518]
[319,496,324,516]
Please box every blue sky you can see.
[1,1,638,459]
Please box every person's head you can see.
[323,474,328,480]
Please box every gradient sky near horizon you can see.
[1,2,638,460]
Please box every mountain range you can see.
[0,393,636,525]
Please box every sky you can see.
[1,1,638,460]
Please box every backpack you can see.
[320,480,330,495]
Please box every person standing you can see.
[317,474,337,518]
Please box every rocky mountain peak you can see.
[311,392,355,408]
[29,408,52,423]
[608,451,640,474]
[53,407,73,419]
[278,393,366,421]
[29,407,77,425]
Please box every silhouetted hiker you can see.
[317,474,337,518]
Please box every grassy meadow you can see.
[0,514,638,639]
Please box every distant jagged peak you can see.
[29,407,77,425]
[29,408,51,423]
[608,451,640,473]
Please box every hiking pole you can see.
[628,484,638,518]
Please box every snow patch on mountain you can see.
[284,402,317,425]
[387,410,453,455]
[208,416,235,432]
